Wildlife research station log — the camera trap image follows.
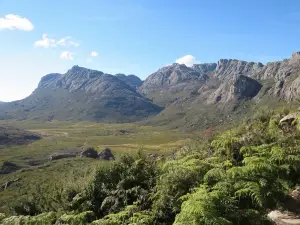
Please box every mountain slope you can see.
[115,74,143,89]
[140,52,300,130]
[0,66,161,122]
[0,125,40,145]
[1,52,300,127]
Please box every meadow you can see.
[0,120,194,214]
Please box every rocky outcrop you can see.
[0,178,21,191]
[0,161,21,174]
[268,210,300,225]
[206,74,262,104]
[280,114,297,124]
[268,187,300,225]
[215,59,264,80]
[115,74,143,89]
[49,153,76,161]
[80,147,98,159]
[139,63,209,95]
[98,148,115,160]
[192,63,217,74]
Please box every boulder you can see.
[1,178,21,191]
[280,114,296,125]
[98,148,115,160]
[268,210,300,225]
[0,161,21,174]
[49,153,76,161]
[80,147,98,159]
[147,153,159,159]
[268,187,300,224]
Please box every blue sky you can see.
[0,0,300,101]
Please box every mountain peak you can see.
[292,51,300,61]
[115,74,142,89]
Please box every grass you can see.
[0,120,194,214]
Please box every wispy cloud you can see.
[90,51,98,57]
[34,34,79,48]
[34,34,56,48]
[60,51,74,60]
[176,55,200,67]
[0,14,34,31]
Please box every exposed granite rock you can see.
[215,59,264,80]
[98,147,115,160]
[49,153,76,161]
[206,74,262,104]
[0,161,21,174]
[268,210,300,225]
[0,178,21,191]
[115,74,143,89]
[139,63,209,95]
[280,114,297,124]
[192,63,217,74]
[268,187,300,225]
[80,147,98,159]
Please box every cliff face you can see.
[115,74,143,89]
[140,52,300,105]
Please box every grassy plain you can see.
[0,120,194,214]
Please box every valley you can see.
[1,52,300,224]
[0,120,193,214]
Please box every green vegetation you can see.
[1,109,300,224]
[0,120,192,216]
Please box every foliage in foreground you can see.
[3,109,300,224]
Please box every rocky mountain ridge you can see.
[1,52,300,127]
[140,52,300,105]
[0,66,161,122]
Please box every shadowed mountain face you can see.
[0,66,162,122]
[0,125,40,146]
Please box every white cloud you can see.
[90,51,98,57]
[0,14,34,31]
[34,34,56,48]
[60,51,74,60]
[175,55,200,67]
[34,34,79,48]
[57,36,79,47]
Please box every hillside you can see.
[2,109,300,224]
[115,74,143,89]
[140,52,300,130]
[1,52,300,129]
[0,66,161,122]
[0,125,40,146]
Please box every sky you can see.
[0,0,300,102]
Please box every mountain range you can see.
[1,51,300,128]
